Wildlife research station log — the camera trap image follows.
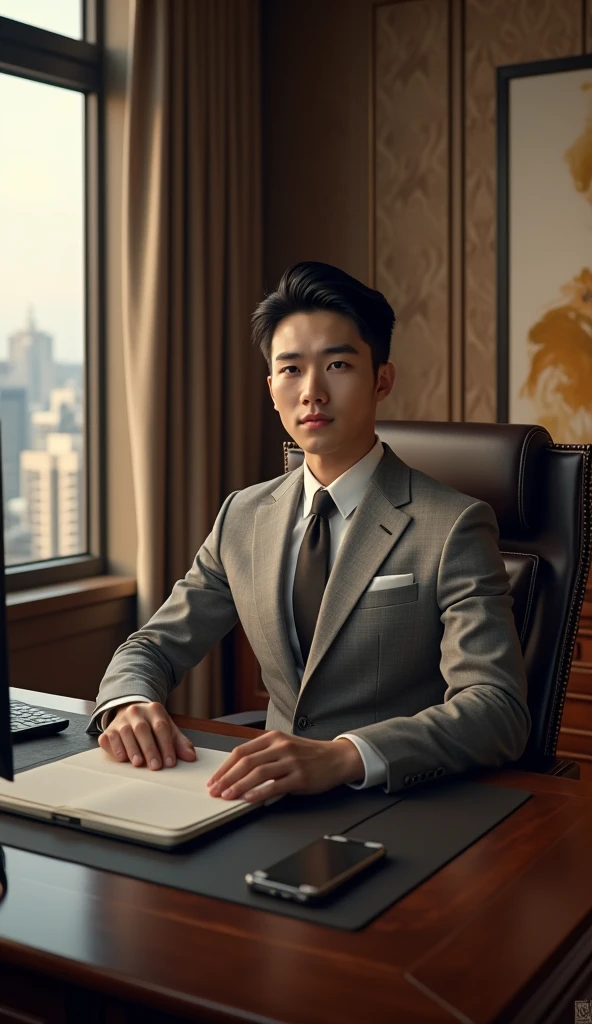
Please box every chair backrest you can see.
[283,421,592,762]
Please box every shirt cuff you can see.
[334,733,388,789]
[98,695,151,733]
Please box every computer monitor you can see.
[0,425,14,781]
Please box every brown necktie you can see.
[293,488,337,664]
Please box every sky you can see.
[0,1,85,363]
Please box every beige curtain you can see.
[121,0,264,717]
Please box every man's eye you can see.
[280,365,298,374]
[330,361,349,369]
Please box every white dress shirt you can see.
[98,436,389,788]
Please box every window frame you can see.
[0,1,105,592]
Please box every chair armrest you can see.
[510,754,581,779]
[213,710,267,729]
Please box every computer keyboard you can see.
[10,700,69,742]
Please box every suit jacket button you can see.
[412,774,419,783]
[297,716,309,731]
[426,770,435,779]
[435,767,445,777]
[403,774,411,785]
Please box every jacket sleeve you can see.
[344,500,532,793]
[86,490,239,733]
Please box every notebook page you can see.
[0,759,124,808]
[63,747,248,828]
[66,745,239,793]
[70,779,246,830]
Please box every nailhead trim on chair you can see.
[283,440,301,474]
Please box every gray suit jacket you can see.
[89,444,531,793]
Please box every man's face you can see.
[267,310,394,460]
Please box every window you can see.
[0,2,103,589]
[0,1,81,38]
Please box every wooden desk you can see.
[1,688,592,1024]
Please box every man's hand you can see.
[98,702,197,770]
[206,731,364,803]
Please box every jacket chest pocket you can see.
[356,582,418,611]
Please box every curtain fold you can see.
[122,0,264,717]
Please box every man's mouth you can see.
[300,415,333,427]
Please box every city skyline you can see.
[1,307,83,369]
[1,312,85,566]
[0,68,85,364]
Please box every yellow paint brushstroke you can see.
[521,278,592,442]
[564,80,592,202]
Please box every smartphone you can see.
[245,834,386,904]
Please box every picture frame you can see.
[497,53,592,439]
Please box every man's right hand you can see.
[98,702,197,770]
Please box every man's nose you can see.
[300,371,328,404]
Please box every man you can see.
[89,262,530,801]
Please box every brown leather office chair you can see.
[217,422,592,779]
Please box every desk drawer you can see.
[559,727,592,757]
[573,630,592,667]
[581,598,592,625]
[567,665,592,696]
[561,694,592,732]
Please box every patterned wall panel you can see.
[464,0,583,421]
[374,0,450,421]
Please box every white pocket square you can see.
[366,573,414,593]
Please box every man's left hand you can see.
[206,731,364,803]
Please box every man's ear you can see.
[267,375,278,410]
[376,362,395,403]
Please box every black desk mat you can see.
[13,709,97,773]
[3,708,532,930]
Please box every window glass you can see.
[0,0,81,38]
[0,73,85,566]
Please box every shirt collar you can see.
[302,435,385,520]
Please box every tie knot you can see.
[311,488,336,519]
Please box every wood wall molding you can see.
[449,0,466,422]
[6,576,137,702]
[6,575,136,619]
[373,0,450,421]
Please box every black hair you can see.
[251,261,395,377]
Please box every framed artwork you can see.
[497,54,592,441]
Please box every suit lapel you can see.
[252,467,304,697]
[300,444,412,691]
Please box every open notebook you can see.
[0,746,274,848]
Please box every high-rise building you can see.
[0,387,28,502]
[20,433,83,561]
[8,308,54,410]
[31,387,81,450]
[54,362,83,394]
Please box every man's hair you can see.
[251,262,395,376]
